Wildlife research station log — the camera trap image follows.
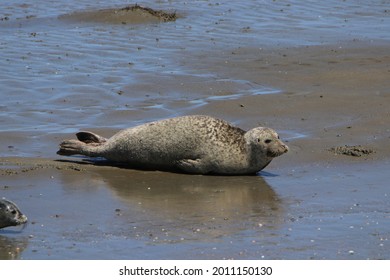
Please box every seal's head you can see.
[245,127,289,158]
[0,199,28,229]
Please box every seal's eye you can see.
[264,139,272,144]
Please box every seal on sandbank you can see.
[0,198,28,229]
[57,115,288,175]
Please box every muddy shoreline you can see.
[1,2,389,259]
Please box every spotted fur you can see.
[57,115,288,175]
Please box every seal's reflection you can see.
[0,235,28,260]
[89,168,285,242]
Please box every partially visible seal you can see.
[57,115,288,175]
[0,198,28,229]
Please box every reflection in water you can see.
[72,167,286,243]
[0,235,29,260]
[0,158,287,259]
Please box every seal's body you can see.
[57,115,288,175]
[0,199,28,229]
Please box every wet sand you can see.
[2,43,389,259]
[1,2,389,259]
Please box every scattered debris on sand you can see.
[120,4,177,22]
[329,145,374,157]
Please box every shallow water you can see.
[1,0,389,156]
[1,0,389,259]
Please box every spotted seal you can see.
[0,198,28,229]
[57,115,288,175]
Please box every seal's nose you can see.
[19,214,28,224]
[278,139,289,154]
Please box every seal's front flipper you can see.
[176,159,210,174]
[76,131,107,144]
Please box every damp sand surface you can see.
[1,1,390,259]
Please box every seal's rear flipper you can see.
[76,131,107,144]
[57,139,86,156]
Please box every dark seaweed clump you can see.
[121,4,177,22]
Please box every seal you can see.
[57,115,288,175]
[0,198,28,229]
